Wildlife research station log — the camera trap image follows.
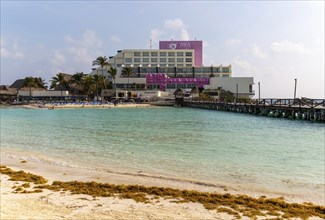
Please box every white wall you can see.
[204,77,254,96]
[18,90,69,97]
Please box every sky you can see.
[1,0,324,98]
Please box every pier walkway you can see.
[180,98,325,122]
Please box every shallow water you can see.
[1,107,324,201]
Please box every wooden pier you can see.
[179,98,325,122]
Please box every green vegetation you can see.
[1,165,324,219]
[121,66,134,91]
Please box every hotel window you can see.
[143,52,149,57]
[151,58,158,62]
[167,67,175,73]
[195,67,203,74]
[222,67,229,73]
[134,52,141,57]
[160,52,166,56]
[151,52,158,56]
[167,84,176,89]
[149,67,156,73]
[177,64,183,67]
[185,58,192,62]
[186,64,192,67]
[160,64,166,67]
[177,52,184,56]
[159,67,167,73]
[160,58,166,62]
[134,58,140,63]
[203,67,211,73]
[177,58,184,62]
[141,68,148,73]
[222,74,230,77]
[168,52,175,56]
[143,58,149,62]
[185,52,192,57]
[168,58,175,62]
[125,58,132,63]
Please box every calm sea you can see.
[1,107,324,201]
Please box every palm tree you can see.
[83,75,96,101]
[121,66,133,91]
[35,77,47,89]
[23,77,37,99]
[107,66,117,98]
[92,56,109,76]
[92,74,108,101]
[69,72,85,98]
[50,73,69,99]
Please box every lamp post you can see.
[95,68,99,101]
[236,83,238,101]
[122,64,125,90]
[129,64,133,92]
[258,82,260,102]
[294,78,297,100]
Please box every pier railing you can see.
[181,98,325,121]
[187,98,325,109]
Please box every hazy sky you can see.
[1,1,324,98]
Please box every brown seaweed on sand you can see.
[1,165,324,219]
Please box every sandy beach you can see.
[10,103,152,110]
[1,153,324,220]
[0,155,231,220]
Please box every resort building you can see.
[91,40,232,91]
[91,39,254,98]
[204,77,255,98]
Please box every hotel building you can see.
[91,40,254,97]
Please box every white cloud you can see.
[1,48,24,59]
[51,49,66,65]
[0,39,24,59]
[0,38,5,47]
[49,30,105,73]
[110,35,121,43]
[251,44,268,59]
[226,38,241,46]
[0,41,24,59]
[164,18,187,30]
[270,40,311,54]
[150,28,164,43]
[68,47,93,64]
[203,41,208,48]
[180,28,190,40]
[232,57,258,76]
[64,30,102,48]
[162,18,191,41]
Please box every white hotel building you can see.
[91,40,254,97]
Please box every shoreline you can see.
[1,151,324,205]
[2,150,323,205]
[0,103,153,109]
[1,152,324,219]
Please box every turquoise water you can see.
[1,107,324,200]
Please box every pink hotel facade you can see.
[159,40,203,66]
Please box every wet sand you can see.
[1,153,324,220]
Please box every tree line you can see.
[22,56,128,100]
